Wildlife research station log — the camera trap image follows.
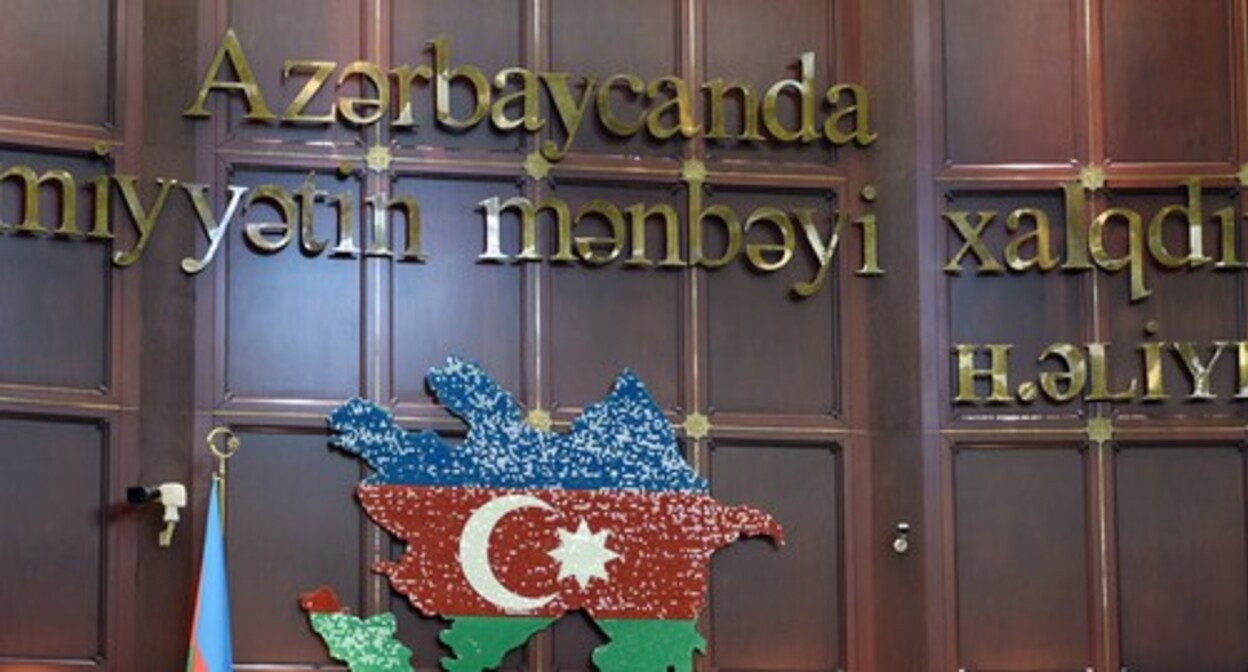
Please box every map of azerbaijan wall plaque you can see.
[309,356,784,671]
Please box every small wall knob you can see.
[892,522,912,555]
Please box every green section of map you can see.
[439,616,555,672]
[593,619,706,672]
[309,612,414,672]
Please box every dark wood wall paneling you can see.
[0,1,141,671]
[1114,446,1248,671]
[1102,0,1236,166]
[705,189,842,420]
[222,169,366,403]
[546,181,685,412]
[0,418,108,661]
[9,0,1245,670]
[389,176,526,411]
[942,0,1082,167]
[952,446,1092,671]
[0,152,113,391]
[711,444,844,670]
[227,431,367,664]
[933,0,1248,670]
[190,1,861,670]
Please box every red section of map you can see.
[359,485,783,620]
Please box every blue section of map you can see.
[329,356,707,494]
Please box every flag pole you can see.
[205,427,240,529]
[189,427,238,672]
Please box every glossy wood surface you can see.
[1,1,1247,671]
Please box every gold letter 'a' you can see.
[184,28,276,122]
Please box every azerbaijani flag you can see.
[186,478,232,672]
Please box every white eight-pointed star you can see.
[547,519,620,589]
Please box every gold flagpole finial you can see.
[205,427,241,526]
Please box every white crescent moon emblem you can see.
[458,494,558,613]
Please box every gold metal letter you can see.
[1147,178,1209,269]
[855,186,883,275]
[1138,339,1168,401]
[281,60,336,125]
[430,36,490,130]
[1037,342,1087,403]
[762,52,818,143]
[824,83,878,146]
[181,183,249,273]
[1171,341,1228,401]
[1212,206,1244,269]
[329,192,359,257]
[243,185,297,253]
[703,79,763,141]
[953,344,1013,404]
[477,195,574,262]
[792,208,846,297]
[574,200,626,265]
[337,61,390,127]
[1086,342,1137,401]
[89,175,112,240]
[624,202,684,267]
[943,211,1002,274]
[294,173,328,254]
[492,67,545,132]
[0,165,76,235]
[597,74,646,137]
[390,64,434,128]
[540,73,598,161]
[1089,207,1149,302]
[1061,181,1092,270]
[1004,208,1058,272]
[184,28,276,121]
[114,175,177,266]
[687,176,741,269]
[365,194,424,261]
[645,76,701,140]
[743,207,795,272]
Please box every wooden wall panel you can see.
[0,416,105,662]
[945,191,1085,416]
[1115,446,1248,671]
[704,0,840,165]
[185,1,858,669]
[228,431,365,666]
[942,0,1078,165]
[0,0,113,128]
[223,0,364,145]
[390,582,454,670]
[706,189,840,416]
[551,611,606,672]
[223,168,364,402]
[549,0,680,159]
[1102,0,1235,164]
[0,151,112,392]
[953,446,1092,670]
[389,176,524,408]
[548,182,684,410]
[710,444,842,670]
[1102,190,1243,417]
[390,0,523,153]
